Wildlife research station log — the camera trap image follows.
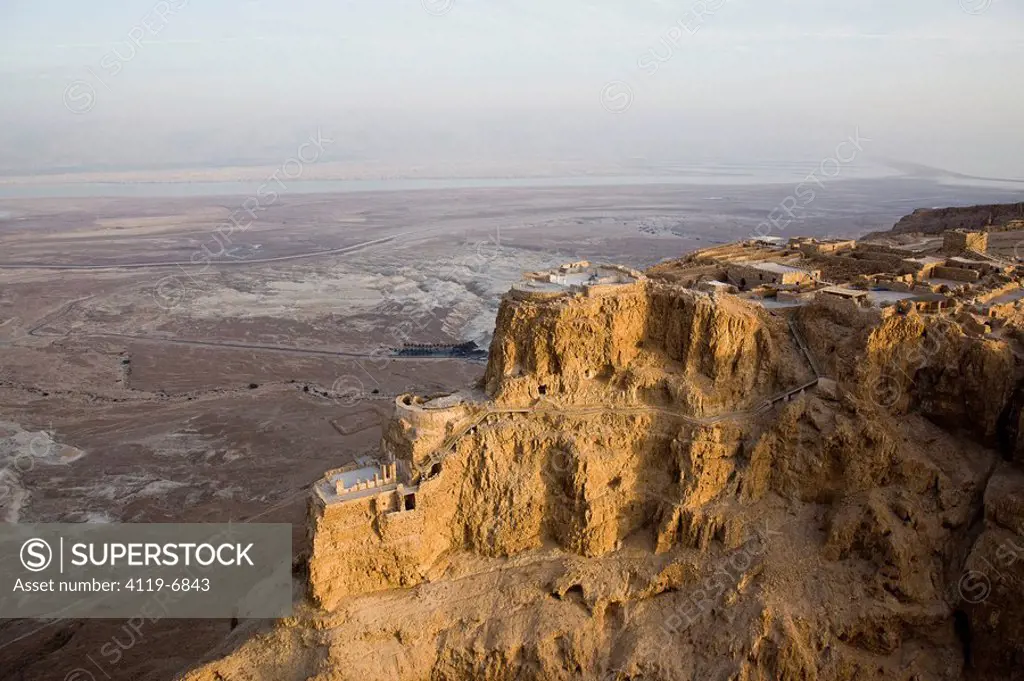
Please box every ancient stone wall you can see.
[932,265,981,282]
[385,395,473,468]
[943,230,988,254]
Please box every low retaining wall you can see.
[932,266,980,283]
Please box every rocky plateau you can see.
[182,216,1024,681]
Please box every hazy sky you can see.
[1,0,1022,178]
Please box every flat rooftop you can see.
[820,286,867,298]
[866,290,917,305]
[748,262,812,275]
[949,256,992,267]
[316,466,397,504]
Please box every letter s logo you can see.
[20,538,53,572]
[63,81,96,115]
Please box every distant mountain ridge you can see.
[869,201,1024,239]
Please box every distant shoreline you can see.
[0,170,908,200]
[2,165,1022,201]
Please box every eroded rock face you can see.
[484,284,806,415]
[187,261,1024,681]
[309,413,741,610]
[961,465,1024,676]
[797,297,1021,448]
[194,398,999,681]
[879,202,1024,237]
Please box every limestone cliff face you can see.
[484,283,803,416]
[748,396,994,605]
[961,464,1024,677]
[796,297,1022,448]
[309,412,748,610]
[307,283,812,611]
[862,313,1015,441]
[195,388,1002,681]
[483,284,649,398]
[791,296,1024,677]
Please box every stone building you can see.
[512,262,645,300]
[931,266,980,283]
[819,286,868,302]
[943,230,988,255]
[901,256,946,279]
[797,239,856,256]
[947,256,1003,276]
[726,262,820,288]
[906,293,949,313]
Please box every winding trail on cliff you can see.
[410,315,825,477]
[417,389,817,476]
